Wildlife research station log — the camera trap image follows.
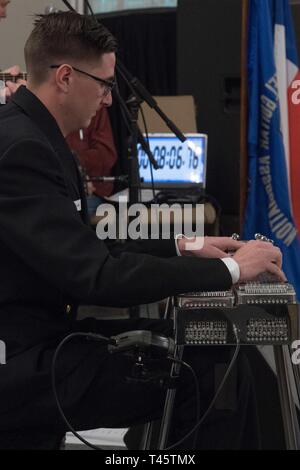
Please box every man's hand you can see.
[178,236,287,283]
[177,236,244,258]
[232,240,286,283]
[3,66,26,100]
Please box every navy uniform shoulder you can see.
[0,102,50,153]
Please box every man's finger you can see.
[6,82,20,94]
[273,247,283,267]
[267,263,287,282]
[265,246,282,267]
[3,65,20,76]
[203,246,229,258]
[215,238,245,251]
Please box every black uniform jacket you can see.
[0,87,231,412]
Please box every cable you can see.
[140,105,156,201]
[164,324,240,450]
[61,0,76,12]
[51,332,111,451]
[82,2,159,176]
[166,357,200,450]
[115,68,158,175]
[84,0,97,20]
[62,1,157,200]
[113,79,143,199]
[52,328,238,451]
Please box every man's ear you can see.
[55,65,73,93]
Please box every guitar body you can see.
[0,72,27,83]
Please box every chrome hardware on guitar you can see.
[174,283,298,346]
[173,282,300,449]
[176,289,235,309]
[236,282,296,305]
[159,237,300,450]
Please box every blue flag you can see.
[243,0,300,299]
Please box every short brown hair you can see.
[24,12,117,85]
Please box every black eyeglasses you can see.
[50,65,115,97]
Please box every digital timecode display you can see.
[137,134,207,185]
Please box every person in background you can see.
[1,0,118,218]
[0,0,9,20]
[0,0,26,100]
[66,108,118,215]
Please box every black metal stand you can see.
[274,344,300,449]
[126,95,141,205]
[142,301,300,450]
[62,0,187,206]
[140,344,183,451]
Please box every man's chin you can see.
[80,118,92,129]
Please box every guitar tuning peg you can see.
[255,233,274,244]
[254,233,266,241]
[231,233,240,241]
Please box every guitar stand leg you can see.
[139,422,154,450]
[156,345,184,450]
[139,345,184,450]
[290,348,300,408]
[274,345,300,449]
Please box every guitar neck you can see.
[0,72,27,83]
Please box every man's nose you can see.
[102,91,113,108]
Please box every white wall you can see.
[89,0,177,14]
[0,0,82,70]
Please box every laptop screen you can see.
[137,133,208,189]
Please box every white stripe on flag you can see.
[274,24,291,199]
[287,59,298,87]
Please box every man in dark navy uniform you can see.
[0,12,285,449]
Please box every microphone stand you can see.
[61,0,186,205]
[113,81,157,204]
[111,75,153,204]
[60,0,75,12]
[116,62,186,143]
[126,95,141,204]
[82,0,186,143]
